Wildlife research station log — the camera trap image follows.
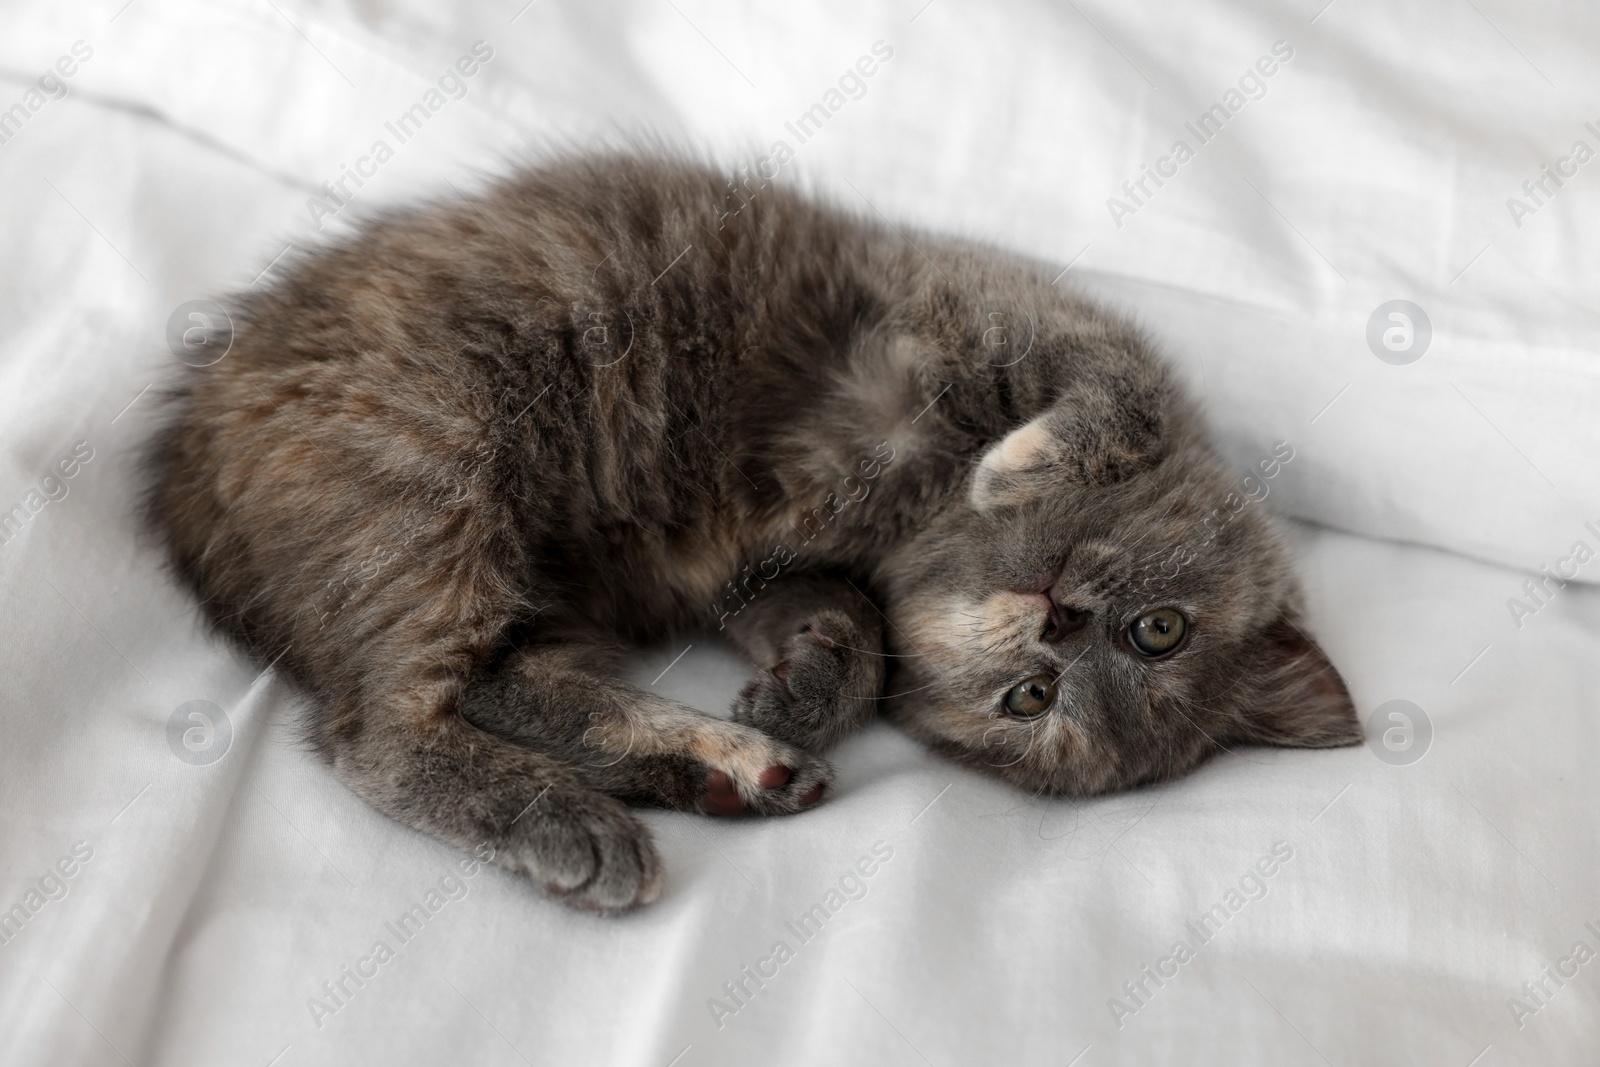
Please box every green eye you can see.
[1128,608,1187,657]
[1003,674,1057,717]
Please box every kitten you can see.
[144,153,1360,912]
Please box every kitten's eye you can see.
[1003,674,1057,717]
[1128,608,1187,657]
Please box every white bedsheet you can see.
[1,1,1597,1064]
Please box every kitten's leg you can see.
[337,711,663,912]
[314,608,667,913]
[187,463,666,911]
[460,641,833,817]
[720,574,887,753]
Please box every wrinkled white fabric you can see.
[0,2,1595,1064]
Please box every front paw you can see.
[698,741,831,817]
[586,721,832,817]
[731,615,882,753]
[969,380,1167,508]
[1071,377,1168,486]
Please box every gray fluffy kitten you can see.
[145,154,1360,912]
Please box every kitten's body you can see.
[147,155,1360,912]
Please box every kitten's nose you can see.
[1042,602,1090,644]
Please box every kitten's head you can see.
[879,410,1360,797]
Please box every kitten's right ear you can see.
[1233,618,1362,749]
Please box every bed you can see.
[1,1,1596,1063]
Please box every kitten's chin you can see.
[900,721,1108,798]
[988,758,1179,800]
[990,758,1121,800]
[941,719,1223,799]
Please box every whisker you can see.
[828,641,927,659]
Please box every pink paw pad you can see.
[702,770,746,816]
[758,764,792,788]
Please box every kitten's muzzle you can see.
[1041,600,1090,644]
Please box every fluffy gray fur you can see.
[144,153,1360,913]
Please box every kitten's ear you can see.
[1234,618,1362,748]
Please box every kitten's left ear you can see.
[1233,617,1362,748]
